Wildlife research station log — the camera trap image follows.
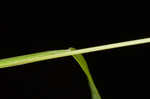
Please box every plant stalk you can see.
[0,38,150,68]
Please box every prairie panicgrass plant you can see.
[0,38,150,99]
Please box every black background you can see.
[0,24,150,99]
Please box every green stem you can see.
[0,38,150,68]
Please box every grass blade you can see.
[70,48,102,99]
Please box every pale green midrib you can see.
[0,38,150,68]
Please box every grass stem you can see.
[0,38,150,68]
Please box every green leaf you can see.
[69,48,102,99]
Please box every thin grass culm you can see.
[0,38,150,99]
[0,38,150,68]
